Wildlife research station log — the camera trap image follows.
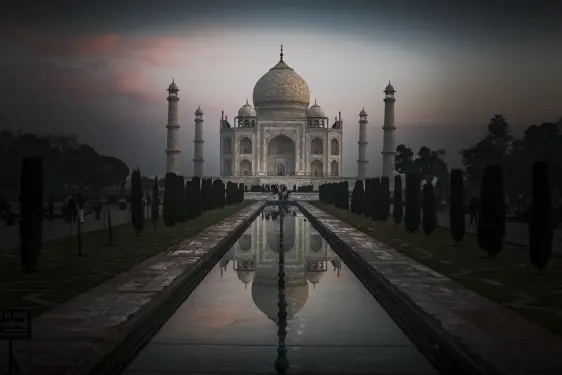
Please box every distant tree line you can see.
[0,131,129,200]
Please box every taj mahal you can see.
[164,45,397,188]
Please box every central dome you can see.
[252,48,310,111]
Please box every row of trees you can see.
[0,131,129,200]
[319,161,554,272]
[462,115,562,200]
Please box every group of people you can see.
[64,193,85,223]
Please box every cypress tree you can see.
[176,176,187,222]
[19,156,43,272]
[422,182,437,235]
[449,169,465,244]
[477,165,506,257]
[185,180,193,219]
[380,177,391,222]
[192,177,202,217]
[393,175,403,224]
[529,161,553,273]
[151,176,160,224]
[343,181,350,210]
[351,180,364,215]
[404,173,421,232]
[130,168,144,234]
[239,183,245,202]
[371,178,381,221]
[163,172,176,227]
[364,179,372,218]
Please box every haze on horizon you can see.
[1,0,561,178]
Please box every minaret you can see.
[357,108,368,178]
[382,81,396,188]
[165,79,181,175]
[193,106,204,177]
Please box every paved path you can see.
[300,202,562,375]
[436,212,562,255]
[0,202,264,375]
[0,205,156,251]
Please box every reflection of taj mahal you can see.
[219,206,342,321]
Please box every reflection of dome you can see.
[252,49,310,111]
[306,271,324,285]
[238,99,256,117]
[310,234,322,252]
[237,270,255,284]
[251,275,309,321]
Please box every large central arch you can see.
[267,135,296,176]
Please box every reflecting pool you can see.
[122,205,438,374]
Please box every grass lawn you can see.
[311,201,562,338]
[0,201,254,317]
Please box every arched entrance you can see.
[267,135,296,176]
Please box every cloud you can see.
[3,27,120,58]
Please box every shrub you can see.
[393,175,403,224]
[152,176,160,223]
[191,177,202,217]
[238,183,245,202]
[185,180,193,219]
[350,180,365,215]
[529,161,553,272]
[176,175,187,222]
[162,172,176,227]
[422,182,437,235]
[130,168,144,234]
[477,165,506,257]
[404,173,421,232]
[449,169,465,244]
[380,177,391,222]
[363,179,372,218]
[370,178,381,221]
[19,156,44,272]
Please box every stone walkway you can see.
[436,212,562,255]
[300,202,562,375]
[0,206,154,251]
[0,202,265,375]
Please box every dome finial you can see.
[246,98,249,105]
[280,44,284,61]
[314,98,317,105]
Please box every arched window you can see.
[311,138,323,154]
[330,138,339,155]
[243,120,249,127]
[251,120,256,127]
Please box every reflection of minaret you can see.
[357,108,368,179]
[382,81,396,189]
[275,207,289,374]
[165,79,181,175]
[193,106,204,177]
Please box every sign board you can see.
[0,310,31,340]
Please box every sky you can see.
[1,0,561,178]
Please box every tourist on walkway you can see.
[77,193,85,223]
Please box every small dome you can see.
[384,81,395,93]
[238,99,256,117]
[195,106,203,115]
[359,107,368,117]
[307,100,326,118]
[237,270,255,284]
[168,79,178,91]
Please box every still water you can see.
[122,206,438,375]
